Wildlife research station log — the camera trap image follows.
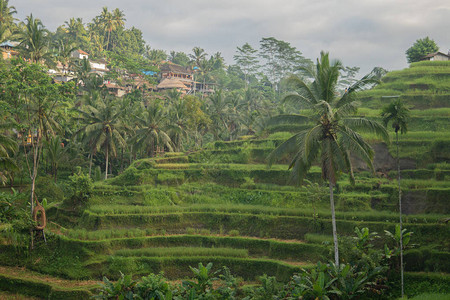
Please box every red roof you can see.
[78,49,89,55]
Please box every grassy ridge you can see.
[75,211,450,247]
[114,247,249,258]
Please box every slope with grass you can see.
[1,61,449,299]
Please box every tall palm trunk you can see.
[105,146,109,180]
[397,130,404,298]
[329,181,339,267]
[106,30,111,51]
[88,152,93,177]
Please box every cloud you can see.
[11,0,450,75]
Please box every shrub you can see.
[111,167,141,186]
[0,189,26,222]
[64,168,93,208]
[229,230,239,237]
[35,176,64,203]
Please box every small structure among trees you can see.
[405,37,439,63]
[420,51,450,61]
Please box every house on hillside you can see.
[157,77,190,94]
[126,75,155,93]
[71,49,89,60]
[160,63,195,92]
[104,82,128,97]
[420,52,450,61]
[90,59,109,76]
[0,41,19,59]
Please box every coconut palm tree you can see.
[72,57,91,87]
[43,135,67,182]
[207,90,229,140]
[100,7,125,51]
[54,38,77,75]
[381,98,409,298]
[16,14,53,66]
[131,101,174,157]
[75,95,127,179]
[64,18,83,39]
[0,0,16,42]
[267,52,389,267]
[166,90,188,151]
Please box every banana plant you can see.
[298,262,340,300]
[354,227,379,251]
[384,224,412,257]
[94,272,137,300]
[182,262,218,294]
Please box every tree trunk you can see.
[397,131,404,298]
[88,153,93,177]
[106,30,111,51]
[105,146,109,180]
[329,181,339,267]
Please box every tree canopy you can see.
[405,37,439,63]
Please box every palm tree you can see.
[100,7,125,51]
[0,0,16,41]
[75,96,127,179]
[131,101,174,157]
[207,90,229,140]
[16,14,53,66]
[166,91,189,151]
[381,98,409,298]
[54,38,77,75]
[72,57,91,87]
[44,135,67,182]
[0,0,15,27]
[112,8,126,29]
[267,52,389,267]
[189,47,207,68]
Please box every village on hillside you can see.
[0,42,217,98]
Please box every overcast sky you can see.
[12,0,450,75]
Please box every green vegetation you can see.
[0,3,448,298]
[406,37,439,63]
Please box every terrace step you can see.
[0,266,97,299]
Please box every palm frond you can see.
[267,131,306,166]
[338,126,375,171]
[343,117,390,143]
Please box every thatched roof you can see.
[157,78,188,90]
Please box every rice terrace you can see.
[0,1,449,299]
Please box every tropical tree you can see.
[0,0,16,42]
[0,122,18,185]
[75,95,127,179]
[267,52,389,267]
[16,14,53,65]
[0,0,16,25]
[207,90,229,140]
[64,17,86,41]
[381,98,409,298]
[72,57,92,87]
[189,47,207,69]
[4,60,73,219]
[54,38,77,75]
[43,135,67,182]
[99,7,125,51]
[166,90,188,151]
[405,37,439,63]
[131,101,174,157]
[234,42,259,87]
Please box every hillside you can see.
[1,62,450,299]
